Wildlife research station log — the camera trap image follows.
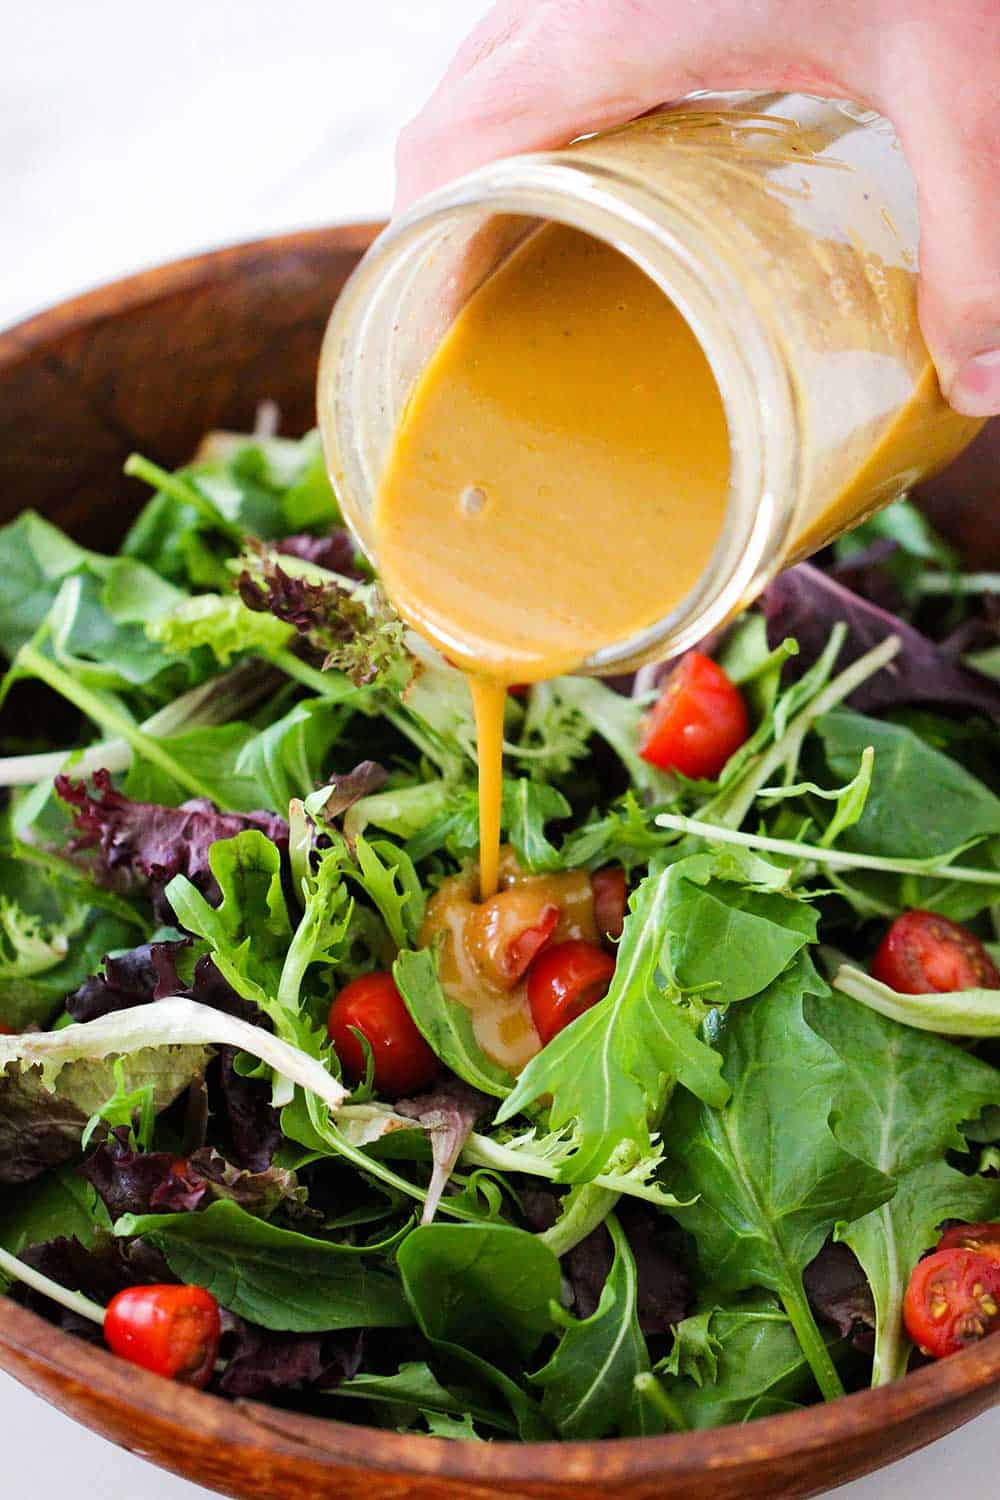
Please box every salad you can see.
[2,426,1000,1440]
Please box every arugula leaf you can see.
[498,851,815,1181]
[394,948,511,1098]
[539,677,673,798]
[663,957,893,1401]
[502,780,572,873]
[398,1222,559,1363]
[805,987,1000,1383]
[531,1214,648,1438]
[116,1198,411,1331]
[816,710,1000,859]
[654,1294,827,1428]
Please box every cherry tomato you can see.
[527,939,616,1045]
[0,1020,13,1035]
[903,1248,1000,1358]
[591,866,627,942]
[871,910,1000,994]
[467,890,560,988]
[937,1223,1000,1264]
[103,1284,220,1388]
[638,651,749,780]
[327,971,439,1096]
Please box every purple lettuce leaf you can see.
[217,1315,363,1398]
[277,529,364,578]
[762,563,1000,723]
[55,770,289,924]
[803,1239,875,1350]
[238,550,409,687]
[81,1126,309,1224]
[309,760,389,822]
[66,939,190,1023]
[396,1078,492,1224]
[521,1191,691,1334]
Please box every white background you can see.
[2,1,997,1493]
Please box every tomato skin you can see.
[527,940,616,1045]
[937,1223,1000,1264]
[638,651,749,779]
[327,971,439,1096]
[903,1248,1000,1358]
[871,910,1000,994]
[103,1284,220,1388]
[591,866,627,942]
[467,890,560,989]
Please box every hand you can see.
[396,0,1000,417]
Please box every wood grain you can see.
[0,222,998,1499]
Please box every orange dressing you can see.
[375,223,731,896]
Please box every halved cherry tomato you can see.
[591,866,627,942]
[937,1223,1000,1264]
[903,1248,1000,1358]
[104,1284,220,1388]
[327,971,438,1096]
[467,890,560,989]
[638,651,749,780]
[527,939,616,1045]
[871,910,1000,994]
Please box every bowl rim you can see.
[2,222,1000,1491]
[4,1293,1000,1484]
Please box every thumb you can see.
[894,83,1000,416]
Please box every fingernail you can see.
[949,349,1000,417]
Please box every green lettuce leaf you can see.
[116,1198,411,1331]
[805,987,1000,1383]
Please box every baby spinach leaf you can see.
[655,1294,827,1429]
[0,511,108,659]
[116,1198,412,1332]
[397,1222,558,1440]
[398,1222,560,1362]
[532,1214,649,1439]
[334,1360,516,1435]
[394,948,511,1099]
[0,1166,110,1254]
[816,710,1000,859]
[664,859,817,999]
[663,957,893,1402]
[804,988,1000,1384]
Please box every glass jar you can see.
[317,92,983,674]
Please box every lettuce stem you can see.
[14,644,220,804]
[780,1277,845,1402]
[0,1246,105,1327]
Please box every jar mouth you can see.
[318,156,804,674]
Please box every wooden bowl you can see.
[2,224,1000,1500]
